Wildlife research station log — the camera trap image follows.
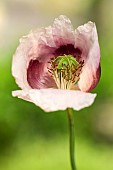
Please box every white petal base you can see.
[12,89,96,112]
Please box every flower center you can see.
[48,55,84,90]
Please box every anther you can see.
[47,55,84,89]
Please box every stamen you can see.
[48,55,84,90]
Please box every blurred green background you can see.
[0,0,113,170]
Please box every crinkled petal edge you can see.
[12,89,97,112]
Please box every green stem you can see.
[67,108,77,170]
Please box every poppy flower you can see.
[12,15,100,112]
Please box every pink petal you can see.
[12,89,96,112]
[75,22,100,92]
[12,31,41,90]
[12,29,56,90]
[27,59,56,89]
[52,15,75,46]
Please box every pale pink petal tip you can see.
[12,89,96,112]
[76,21,100,92]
